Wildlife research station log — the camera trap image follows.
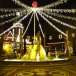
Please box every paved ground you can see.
[0,57,76,76]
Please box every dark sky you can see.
[0,0,76,8]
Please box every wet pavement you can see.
[0,58,76,76]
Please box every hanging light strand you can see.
[37,11,67,37]
[0,24,16,36]
[35,13,45,38]
[0,13,16,18]
[40,0,68,9]
[17,11,32,23]
[0,8,25,12]
[23,13,33,37]
[0,16,19,25]
[41,11,76,29]
[43,9,76,13]
[12,0,30,9]
[50,13,76,21]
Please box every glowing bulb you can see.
[16,12,20,16]
[31,8,39,13]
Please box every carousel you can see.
[1,23,73,62]
[0,0,75,62]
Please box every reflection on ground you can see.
[1,59,76,76]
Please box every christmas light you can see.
[41,12,76,29]
[43,9,76,13]
[0,16,19,25]
[40,0,68,9]
[38,11,67,37]
[12,0,30,9]
[0,23,23,36]
[36,13,45,38]
[23,13,33,37]
[0,8,25,12]
[17,11,32,23]
[0,13,16,18]
[50,13,76,21]
[0,0,75,39]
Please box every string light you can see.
[0,13,16,18]
[0,12,32,35]
[50,13,76,21]
[43,9,76,13]
[37,11,67,37]
[23,13,33,37]
[40,0,68,9]
[17,11,32,23]
[0,8,25,12]
[0,22,23,36]
[0,0,75,39]
[0,16,19,25]
[35,13,45,38]
[12,0,30,9]
[41,12,76,29]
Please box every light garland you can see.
[36,13,45,38]
[12,0,30,9]
[43,9,76,13]
[17,11,32,23]
[0,0,75,38]
[23,13,33,37]
[40,0,68,9]
[0,22,23,36]
[0,8,25,12]
[37,11,67,37]
[41,12,76,29]
[0,16,19,25]
[0,24,16,36]
[50,13,76,21]
[0,13,16,18]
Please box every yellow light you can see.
[3,43,13,54]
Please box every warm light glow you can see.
[31,8,39,13]
[3,43,13,54]
[0,0,75,61]
[22,44,47,61]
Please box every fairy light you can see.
[12,0,30,9]
[0,0,75,39]
[17,11,32,23]
[43,9,76,13]
[16,12,21,16]
[0,8,25,12]
[38,11,67,37]
[35,13,45,38]
[40,0,68,9]
[41,12,76,29]
[0,13,16,18]
[0,23,23,36]
[23,13,33,37]
[0,16,19,26]
[50,13,76,21]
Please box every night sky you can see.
[0,0,76,8]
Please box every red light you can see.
[32,1,38,8]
